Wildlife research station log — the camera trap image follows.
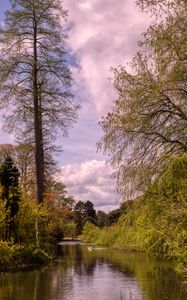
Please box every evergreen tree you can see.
[0,156,20,240]
[74,201,85,235]
[74,200,97,235]
[84,200,96,220]
[97,210,106,227]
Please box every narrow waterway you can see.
[0,241,186,300]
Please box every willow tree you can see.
[0,0,79,203]
[99,0,187,198]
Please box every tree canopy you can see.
[99,0,187,197]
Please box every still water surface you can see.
[0,241,186,300]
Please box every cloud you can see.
[56,1,152,203]
[59,160,119,211]
[0,132,14,144]
[0,117,15,145]
[63,0,151,116]
[55,0,151,166]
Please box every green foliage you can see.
[0,241,51,271]
[0,241,21,265]
[17,199,48,245]
[49,223,64,243]
[74,200,97,235]
[99,0,187,197]
[96,210,106,227]
[84,201,96,219]
[0,179,76,247]
[105,208,121,226]
[62,222,76,239]
[0,198,6,240]
[0,156,21,240]
[0,156,20,207]
[22,247,51,265]
[82,155,187,269]
[81,222,101,243]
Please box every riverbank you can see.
[0,241,52,273]
[81,156,187,278]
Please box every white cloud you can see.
[64,0,151,116]
[55,1,152,207]
[59,160,119,212]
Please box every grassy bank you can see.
[0,241,51,272]
[81,155,187,275]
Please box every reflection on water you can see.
[0,242,186,300]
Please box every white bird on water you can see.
[88,246,93,252]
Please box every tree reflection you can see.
[0,243,186,300]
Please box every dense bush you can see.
[0,241,51,272]
[0,192,75,270]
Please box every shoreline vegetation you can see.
[0,239,80,273]
[0,243,52,273]
[81,155,187,279]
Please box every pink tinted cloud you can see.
[64,0,151,116]
[60,160,118,211]
[56,1,151,209]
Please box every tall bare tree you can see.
[0,0,79,203]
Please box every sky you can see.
[0,0,151,211]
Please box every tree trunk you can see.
[33,16,44,204]
[35,213,39,248]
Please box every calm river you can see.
[0,241,186,300]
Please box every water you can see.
[0,241,186,300]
